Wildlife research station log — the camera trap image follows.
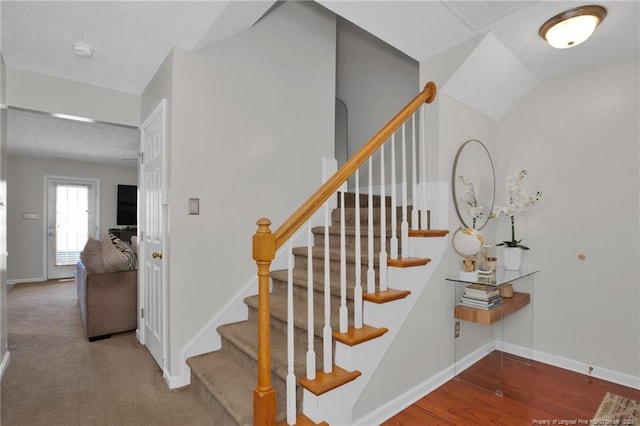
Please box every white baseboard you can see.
[503,342,640,390]
[354,364,453,426]
[7,277,45,285]
[354,341,493,426]
[355,341,639,425]
[164,369,190,389]
[0,350,11,379]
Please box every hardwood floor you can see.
[383,352,640,425]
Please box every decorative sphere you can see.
[452,227,484,258]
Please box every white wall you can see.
[357,53,639,418]
[496,56,639,378]
[141,1,337,377]
[6,156,138,282]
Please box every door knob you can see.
[152,251,163,259]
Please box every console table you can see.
[446,268,538,395]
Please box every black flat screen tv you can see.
[117,184,138,226]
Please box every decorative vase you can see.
[503,247,522,270]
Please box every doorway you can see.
[45,177,99,280]
[138,99,167,371]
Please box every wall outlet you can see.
[454,321,460,338]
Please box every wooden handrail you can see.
[252,82,436,425]
[273,81,437,249]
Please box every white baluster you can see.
[379,144,388,291]
[306,222,316,380]
[323,201,332,373]
[390,133,398,259]
[401,122,409,258]
[354,170,363,329]
[367,158,375,294]
[420,105,428,230]
[286,240,296,424]
[339,190,348,333]
[411,113,419,231]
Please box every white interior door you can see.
[46,177,98,280]
[139,100,167,370]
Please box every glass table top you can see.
[446,267,539,286]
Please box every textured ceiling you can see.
[8,109,140,167]
[2,1,639,167]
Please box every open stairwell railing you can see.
[252,82,437,425]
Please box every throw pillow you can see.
[80,236,106,273]
[100,232,133,272]
[108,232,137,270]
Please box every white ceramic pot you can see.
[503,247,522,270]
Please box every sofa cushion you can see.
[80,237,107,273]
[101,232,135,272]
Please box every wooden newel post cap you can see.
[424,81,437,104]
[253,218,275,262]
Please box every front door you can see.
[139,100,167,370]
[46,177,98,279]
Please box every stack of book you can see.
[459,283,502,310]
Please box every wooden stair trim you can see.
[332,324,389,346]
[387,257,431,268]
[278,414,329,426]
[362,288,411,304]
[408,229,450,237]
[298,365,362,396]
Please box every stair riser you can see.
[271,275,357,304]
[331,206,415,228]
[294,254,382,288]
[338,192,391,208]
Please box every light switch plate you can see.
[188,198,200,215]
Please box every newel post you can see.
[252,218,276,426]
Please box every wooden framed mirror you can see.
[451,139,495,230]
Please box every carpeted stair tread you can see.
[217,320,310,380]
[245,292,351,338]
[313,224,413,238]
[187,351,256,426]
[292,246,383,267]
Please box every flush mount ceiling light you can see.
[539,5,607,49]
[71,41,94,58]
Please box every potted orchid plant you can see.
[491,170,542,269]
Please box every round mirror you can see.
[451,139,495,230]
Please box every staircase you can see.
[186,82,441,425]
[187,194,447,424]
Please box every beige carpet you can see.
[1,280,217,426]
[593,392,640,423]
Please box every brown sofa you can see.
[76,260,138,341]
